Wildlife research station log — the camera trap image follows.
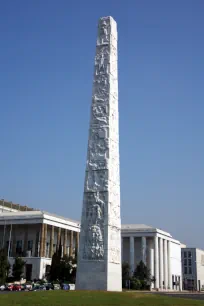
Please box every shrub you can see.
[130,278,142,290]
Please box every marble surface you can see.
[75,16,122,291]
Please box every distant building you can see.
[0,201,182,290]
[122,224,182,291]
[182,248,204,291]
[0,209,80,280]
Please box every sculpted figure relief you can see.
[86,192,104,223]
[83,224,104,260]
[92,104,108,125]
[94,75,109,100]
[87,159,108,171]
[96,46,110,61]
[89,127,109,142]
[86,170,108,192]
[97,19,110,45]
[83,191,106,260]
[88,136,109,162]
[95,53,109,76]
[79,17,121,272]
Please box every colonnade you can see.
[38,224,79,258]
[125,235,172,290]
[3,223,79,259]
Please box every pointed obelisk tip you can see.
[99,16,117,23]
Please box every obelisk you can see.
[75,16,122,291]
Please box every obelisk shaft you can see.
[76,16,121,291]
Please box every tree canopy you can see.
[49,244,77,282]
[0,249,10,284]
[133,260,152,281]
[12,257,26,281]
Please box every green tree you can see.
[0,249,10,284]
[60,255,77,283]
[133,260,153,289]
[122,262,130,288]
[130,278,142,290]
[12,257,26,281]
[50,246,77,283]
[49,251,61,281]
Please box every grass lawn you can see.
[1,291,204,306]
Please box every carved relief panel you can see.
[82,192,108,260]
[85,170,108,192]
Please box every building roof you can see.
[122,224,153,230]
[0,210,80,228]
[0,199,35,212]
[122,223,174,239]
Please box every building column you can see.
[130,236,135,275]
[164,239,168,290]
[149,248,154,289]
[57,227,61,249]
[49,225,54,258]
[179,275,182,291]
[168,240,172,289]
[154,235,159,289]
[141,236,147,265]
[64,229,67,256]
[40,223,45,257]
[44,223,47,257]
[70,230,73,257]
[159,237,164,289]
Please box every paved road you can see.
[160,293,204,301]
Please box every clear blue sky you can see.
[0,1,203,248]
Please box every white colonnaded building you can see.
[122,224,182,290]
[0,200,80,280]
[0,200,182,290]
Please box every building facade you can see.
[122,224,182,291]
[0,202,182,290]
[0,209,80,280]
[182,247,204,291]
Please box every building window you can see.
[184,259,187,266]
[45,264,51,277]
[184,267,187,274]
[46,243,50,258]
[16,240,22,256]
[28,240,33,251]
[188,251,192,258]
[188,259,192,266]
[184,252,187,258]
[188,267,192,274]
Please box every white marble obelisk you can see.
[75,16,122,291]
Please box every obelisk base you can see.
[75,261,122,291]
